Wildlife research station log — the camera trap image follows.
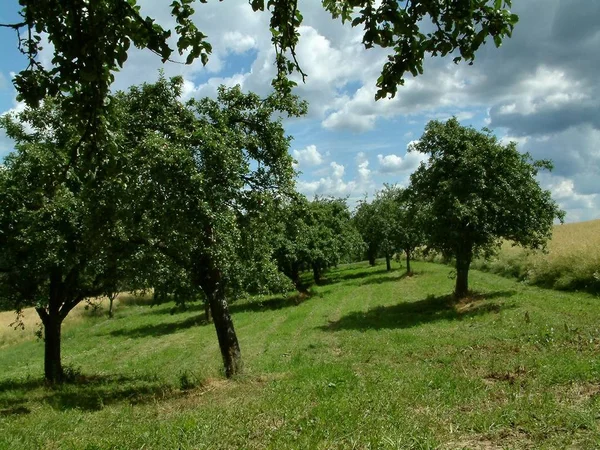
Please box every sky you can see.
[0,0,598,222]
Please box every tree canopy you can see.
[409,117,565,298]
[2,0,518,150]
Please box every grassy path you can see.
[1,261,599,449]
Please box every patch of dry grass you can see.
[0,292,151,348]
[473,219,600,293]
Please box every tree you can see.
[409,118,565,298]
[390,186,425,275]
[272,195,363,286]
[113,76,305,377]
[2,1,518,150]
[353,199,380,266]
[0,99,138,383]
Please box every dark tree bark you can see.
[368,244,377,266]
[312,263,321,284]
[199,260,242,378]
[406,249,412,275]
[204,300,213,323]
[207,283,242,377]
[385,253,391,271]
[455,248,472,298]
[37,309,64,384]
[108,292,117,318]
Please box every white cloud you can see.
[222,31,257,54]
[377,150,425,174]
[292,144,324,167]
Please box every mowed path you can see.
[1,261,599,449]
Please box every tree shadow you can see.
[317,266,392,286]
[146,302,205,316]
[0,373,176,413]
[108,314,207,339]
[229,291,312,314]
[356,271,413,286]
[320,290,517,332]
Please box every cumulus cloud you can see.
[293,144,324,167]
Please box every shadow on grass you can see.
[320,290,517,332]
[0,374,174,414]
[316,266,393,286]
[108,314,208,339]
[229,291,312,314]
[146,302,205,316]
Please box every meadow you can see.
[471,219,600,294]
[1,261,599,449]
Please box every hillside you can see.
[1,261,599,449]
[473,218,600,293]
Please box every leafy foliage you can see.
[0,97,138,382]
[3,0,518,147]
[273,195,363,285]
[409,117,565,297]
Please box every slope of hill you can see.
[1,261,599,449]
[472,218,600,293]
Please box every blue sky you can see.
[1,0,599,222]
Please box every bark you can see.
[290,261,304,292]
[312,263,321,284]
[204,300,213,323]
[108,293,117,318]
[406,249,412,275]
[385,253,391,271]
[368,244,377,266]
[208,284,242,377]
[40,313,64,384]
[455,249,472,298]
[368,253,376,266]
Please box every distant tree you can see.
[2,1,518,152]
[410,118,564,298]
[372,187,404,271]
[353,199,379,266]
[0,99,137,383]
[393,187,426,275]
[273,196,363,286]
[305,197,364,283]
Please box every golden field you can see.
[473,218,600,293]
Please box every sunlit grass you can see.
[1,261,599,449]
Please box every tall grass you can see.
[472,219,600,293]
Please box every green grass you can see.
[1,261,599,449]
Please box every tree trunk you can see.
[455,250,472,298]
[204,300,213,323]
[290,261,304,292]
[108,293,116,318]
[312,263,321,284]
[208,283,242,377]
[385,253,391,271]
[368,245,376,266]
[42,314,64,384]
[406,249,412,275]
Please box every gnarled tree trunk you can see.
[207,283,242,377]
[312,263,321,284]
[406,249,412,275]
[43,314,64,384]
[455,248,472,298]
[385,253,391,271]
[204,300,213,323]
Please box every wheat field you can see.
[473,218,600,293]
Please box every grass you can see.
[472,219,600,294]
[1,261,599,449]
